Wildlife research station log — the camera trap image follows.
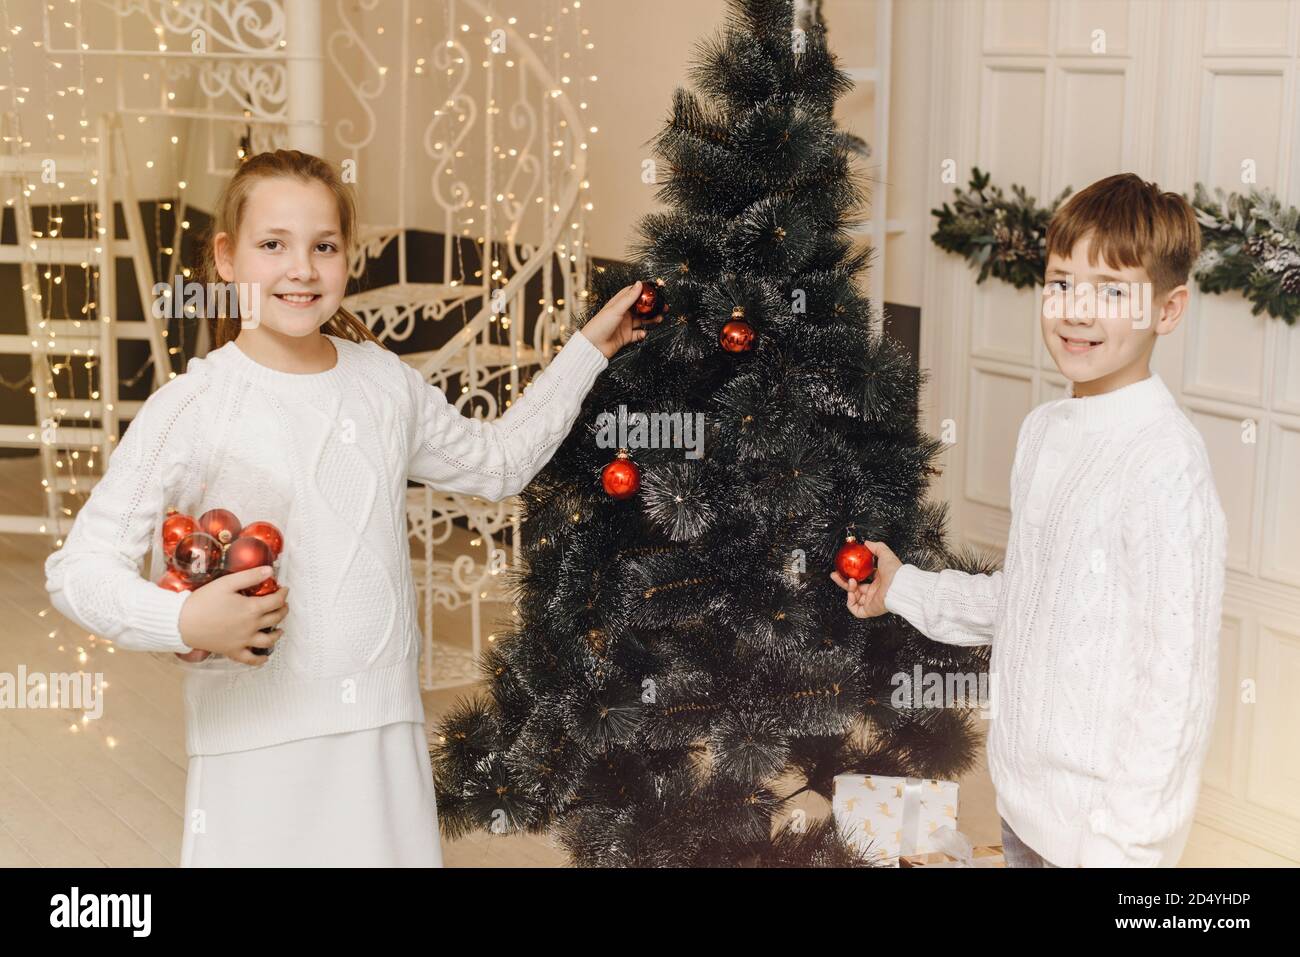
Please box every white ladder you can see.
[0,111,170,538]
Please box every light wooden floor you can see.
[0,455,1291,867]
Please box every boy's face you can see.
[214,177,348,338]
[1039,231,1188,396]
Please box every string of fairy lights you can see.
[3,0,599,753]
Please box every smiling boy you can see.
[833,173,1229,867]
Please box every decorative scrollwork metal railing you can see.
[38,0,590,689]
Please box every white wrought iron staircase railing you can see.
[27,0,590,690]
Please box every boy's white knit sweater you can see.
[45,331,608,756]
[883,371,1227,867]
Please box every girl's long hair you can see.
[197,149,383,349]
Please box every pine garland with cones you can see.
[932,168,1300,326]
[1192,183,1300,325]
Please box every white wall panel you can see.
[1202,612,1244,791]
[1053,66,1130,190]
[1184,295,1272,405]
[966,365,1035,509]
[1248,619,1300,818]
[1201,69,1287,192]
[1204,0,1295,55]
[972,282,1039,363]
[981,65,1048,190]
[984,0,1052,54]
[1057,0,1133,54]
[1189,406,1261,574]
[1261,420,1300,586]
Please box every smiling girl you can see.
[44,150,657,866]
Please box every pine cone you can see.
[1245,237,1266,258]
[1281,267,1300,295]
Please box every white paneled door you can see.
[921,0,1300,862]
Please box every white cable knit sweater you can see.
[45,330,608,756]
[884,371,1227,868]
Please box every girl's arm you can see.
[402,329,608,501]
[43,382,200,654]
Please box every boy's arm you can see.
[403,329,608,501]
[879,405,1040,645]
[43,385,198,654]
[884,565,1003,647]
[1079,441,1228,867]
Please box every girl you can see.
[44,149,657,867]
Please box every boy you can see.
[833,173,1228,867]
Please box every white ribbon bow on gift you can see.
[929,825,1000,867]
[899,777,924,857]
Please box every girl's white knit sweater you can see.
[45,331,608,756]
[883,371,1228,867]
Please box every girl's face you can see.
[214,177,348,338]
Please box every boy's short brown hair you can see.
[1045,172,1202,297]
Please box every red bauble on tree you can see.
[161,507,198,560]
[720,306,755,353]
[239,520,284,559]
[631,278,667,319]
[197,507,242,546]
[834,532,876,583]
[601,448,640,499]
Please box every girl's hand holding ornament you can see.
[158,506,288,663]
[176,567,290,667]
[579,280,667,359]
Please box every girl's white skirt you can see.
[180,720,443,867]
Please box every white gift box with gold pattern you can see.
[831,774,959,866]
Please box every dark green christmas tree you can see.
[431,0,993,867]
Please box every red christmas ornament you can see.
[224,535,275,574]
[156,568,193,593]
[197,507,242,546]
[239,520,284,559]
[631,278,666,319]
[170,531,223,585]
[241,574,280,598]
[601,448,641,499]
[158,504,287,661]
[720,307,755,353]
[161,507,198,560]
[834,533,876,583]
